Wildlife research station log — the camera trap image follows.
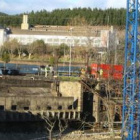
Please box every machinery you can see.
[122,0,140,139]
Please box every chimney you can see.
[21,14,29,30]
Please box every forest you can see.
[0,8,126,27]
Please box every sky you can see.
[0,0,126,15]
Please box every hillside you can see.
[0,12,7,16]
[0,8,126,27]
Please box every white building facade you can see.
[0,29,7,47]
[0,27,118,51]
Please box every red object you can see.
[91,64,98,78]
[91,64,98,71]
[100,64,111,71]
[113,73,123,80]
[103,72,110,79]
[90,63,123,80]
[113,65,123,72]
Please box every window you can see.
[24,107,29,110]
[47,106,51,110]
[58,106,62,110]
[68,105,72,110]
[0,105,4,111]
[11,105,17,111]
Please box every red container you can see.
[113,65,123,72]
[91,63,98,78]
[103,72,112,79]
[91,63,98,71]
[90,63,123,80]
[100,64,112,71]
[113,73,123,80]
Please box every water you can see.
[0,122,74,140]
[0,132,47,140]
[0,122,48,140]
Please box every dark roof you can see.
[11,28,101,37]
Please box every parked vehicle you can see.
[3,69,20,75]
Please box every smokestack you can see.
[21,14,29,30]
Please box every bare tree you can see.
[16,43,23,59]
[27,41,38,59]
[58,119,68,139]
[81,81,116,138]
[9,39,19,58]
[2,39,19,58]
[41,113,56,140]
[1,52,10,69]
[105,84,115,139]
[53,44,68,75]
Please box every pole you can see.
[69,43,71,76]
[69,28,73,76]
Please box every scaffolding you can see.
[122,0,140,139]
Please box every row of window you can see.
[9,36,102,47]
[0,105,73,111]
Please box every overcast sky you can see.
[0,0,126,15]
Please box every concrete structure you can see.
[0,29,7,47]
[0,76,122,123]
[21,15,29,30]
[0,14,118,51]
[0,95,80,122]
[8,27,117,50]
[0,78,81,122]
[59,81,83,112]
[0,96,74,111]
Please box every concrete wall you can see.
[21,15,29,30]
[8,34,102,47]
[59,81,83,112]
[0,96,74,111]
[0,29,7,47]
[93,95,100,122]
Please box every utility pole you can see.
[69,27,73,76]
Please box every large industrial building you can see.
[0,15,118,51]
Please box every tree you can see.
[0,45,5,57]
[54,44,69,74]
[40,113,56,140]
[49,56,56,66]
[58,119,68,139]
[1,52,10,68]
[35,40,47,64]
[58,43,69,60]
[35,40,46,55]
[0,8,126,27]
[27,40,38,59]
[5,39,19,58]
[16,43,24,59]
[67,15,88,26]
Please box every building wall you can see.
[0,29,7,47]
[8,34,103,47]
[0,27,118,50]
[0,96,74,111]
[59,81,83,112]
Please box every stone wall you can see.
[59,81,83,112]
